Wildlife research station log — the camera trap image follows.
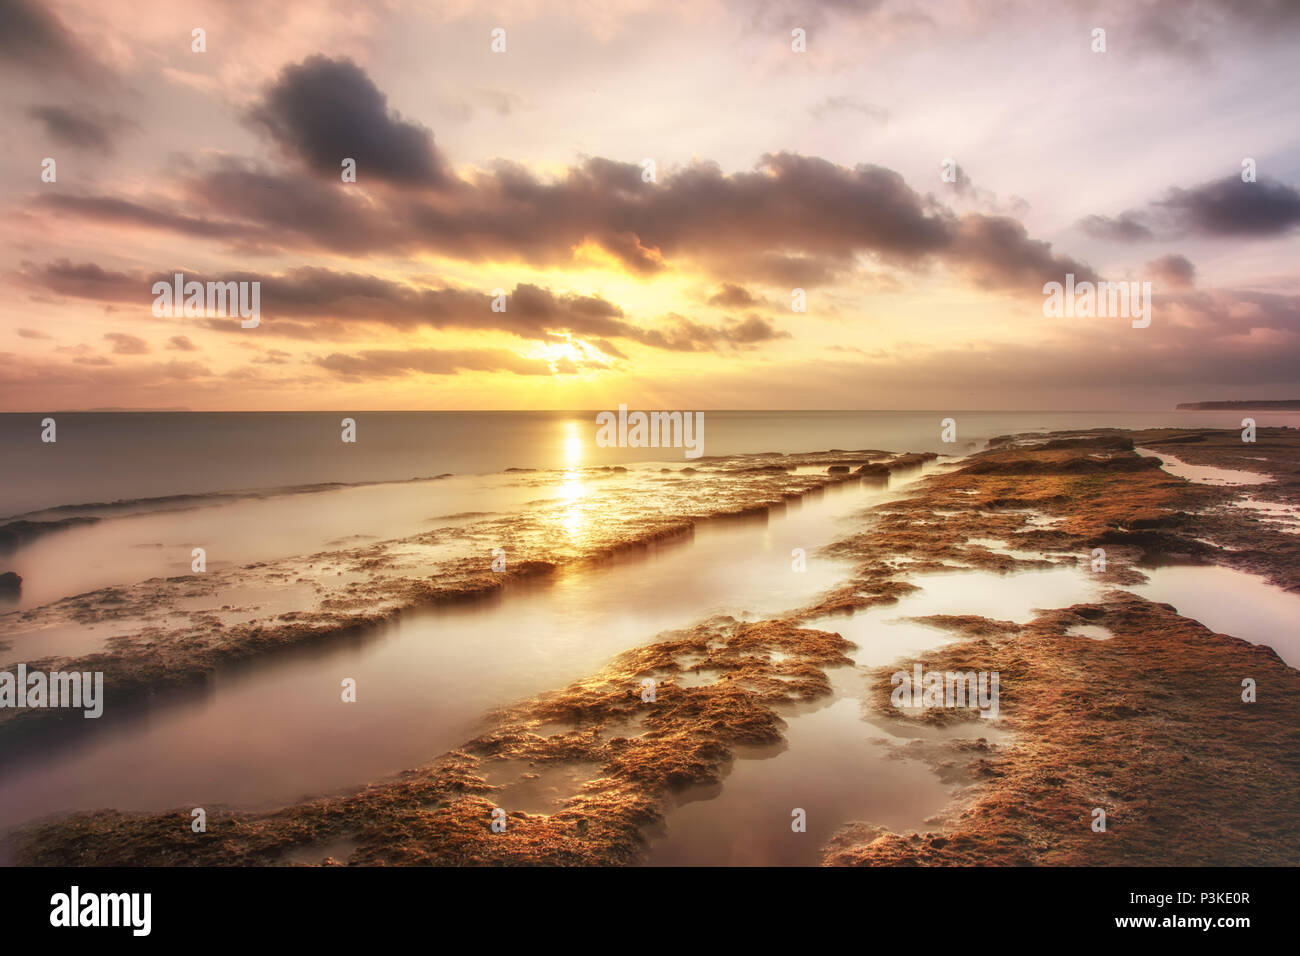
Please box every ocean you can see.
[5,409,1297,518]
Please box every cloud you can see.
[1078,211,1155,242]
[35,193,257,242]
[27,104,135,154]
[726,313,791,344]
[748,0,1300,60]
[16,261,785,355]
[953,214,1099,288]
[104,332,149,354]
[247,55,451,187]
[166,335,198,351]
[941,164,1031,218]
[632,312,790,352]
[252,348,292,365]
[17,259,143,301]
[40,148,1095,294]
[1080,176,1300,240]
[1157,177,1300,237]
[313,348,561,379]
[726,287,1300,400]
[0,0,94,74]
[707,283,763,308]
[16,327,51,339]
[0,356,213,400]
[1145,253,1196,288]
[809,95,889,123]
[26,57,1097,293]
[1077,0,1300,59]
[435,89,531,123]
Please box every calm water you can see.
[5,409,1299,517]
[0,465,940,833]
[7,409,1291,611]
[646,563,1096,866]
[1132,565,1300,667]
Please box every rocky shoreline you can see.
[6,429,1298,866]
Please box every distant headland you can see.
[1177,400,1300,410]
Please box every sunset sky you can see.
[2,0,1299,411]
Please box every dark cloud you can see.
[953,214,1099,287]
[707,283,763,308]
[0,0,88,71]
[732,252,845,288]
[1145,253,1196,288]
[42,150,1091,293]
[166,335,198,351]
[1158,177,1300,237]
[16,327,51,339]
[30,60,1095,294]
[27,104,134,154]
[248,55,451,187]
[17,259,142,301]
[36,193,257,242]
[1080,176,1300,241]
[727,313,791,344]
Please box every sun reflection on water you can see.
[559,420,590,543]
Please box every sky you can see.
[2,0,1300,411]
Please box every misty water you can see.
[0,462,949,835]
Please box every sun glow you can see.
[558,419,590,542]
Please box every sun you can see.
[530,339,590,371]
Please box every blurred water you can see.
[6,408,1298,517]
[0,465,941,833]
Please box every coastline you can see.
[6,427,1298,866]
[0,450,926,745]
